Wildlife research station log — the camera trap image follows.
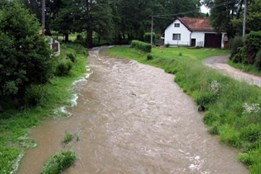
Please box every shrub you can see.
[245,31,261,64]
[240,124,260,143]
[24,85,47,106]
[165,43,170,48]
[147,54,153,60]
[143,32,155,43]
[254,49,261,70]
[55,60,73,76]
[0,3,51,101]
[41,151,76,174]
[130,40,152,52]
[230,36,244,58]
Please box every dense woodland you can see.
[19,0,261,46]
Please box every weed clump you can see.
[147,54,154,60]
[62,132,75,145]
[41,151,76,174]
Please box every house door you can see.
[191,39,196,47]
[204,33,222,48]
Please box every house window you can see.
[174,23,180,27]
[173,34,181,40]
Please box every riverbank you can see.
[106,46,261,173]
[0,43,88,174]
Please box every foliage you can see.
[24,85,48,107]
[147,54,154,60]
[21,0,201,45]
[0,43,87,174]
[62,132,75,145]
[41,151,76,174]
[130,40,152,53]
[245,31,261,64]
[231,31,261,70]
[0,2,51,103]
[230,36,244,58]
[143,32,155,44]
[55,60,73,76]
[231,0,261,34]
[66,53,76,63]
[255,49,261,70]
[205,0,261,37]
[107,46,261,173]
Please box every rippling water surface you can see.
[18,47,248,174]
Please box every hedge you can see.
[130,40,152,52]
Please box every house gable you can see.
[164,17,226,48]
[164,19,191,46]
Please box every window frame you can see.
[172,33,181,40]
[174,23,180,27]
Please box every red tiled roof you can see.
[178,17,214,32]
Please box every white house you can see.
[164,17,228,48]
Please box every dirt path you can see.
[204,55,261,87]
[18,48,248,174]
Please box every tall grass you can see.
[107,46,261,173]
[0,43,87,174]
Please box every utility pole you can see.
[242,0,247,37]
[41,0,46,35]
[150,15,154,46]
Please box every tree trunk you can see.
[64,33,69,42]
[86,29,93,48]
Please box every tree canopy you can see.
[0,1,51,101]
[21,0,202,46]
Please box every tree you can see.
[232,0,261,34]
[0,1,51,102]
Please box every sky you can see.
[201,5,210,14]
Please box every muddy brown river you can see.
[17,47,248,174]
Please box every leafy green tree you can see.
[232,0,261,34]
[0,1,51,103]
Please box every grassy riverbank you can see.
[0,43,87,174]
[107,46,261,173]
[228,60,261,77]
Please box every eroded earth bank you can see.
[18,48,248,174]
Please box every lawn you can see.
[106,46,261,174]
[0,43,88,174]
[108,46,230,61]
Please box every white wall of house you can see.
[164,19,191,46]
[191,32,205,47]
[164,19,226,48]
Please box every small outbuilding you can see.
[164,17,228,48]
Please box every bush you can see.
[143,32,155,43]
[41,151,76,174]
[230,36,244,58]
[55,60,73,76]
[147,54,153,60]
[24,85,47,106]
[240,124,260,143]
[245,31,261,64]
[254,49,261,70]
[0,2,51,101]
[130,40,152,52]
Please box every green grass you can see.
[228,60,261,76]
[41,151,76,174]
[106,46,261,173]
[0,43,87,174]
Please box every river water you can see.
[17,47,248,174]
